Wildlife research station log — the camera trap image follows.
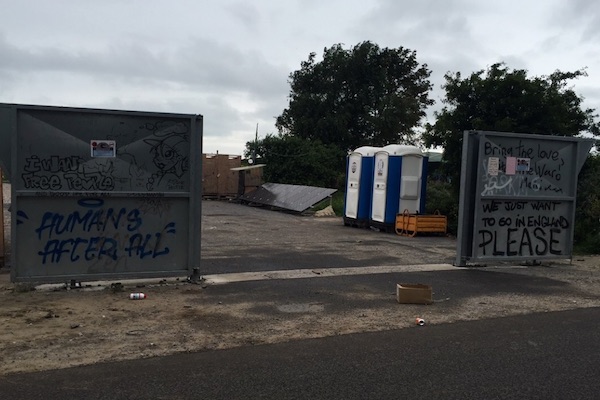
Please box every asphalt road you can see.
[198,267,579,318]
[1,307,598,400]
[201,200,457,274]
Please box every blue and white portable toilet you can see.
[343,146,380,227]
[370,145,428,230]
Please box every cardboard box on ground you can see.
[396,283,433,305]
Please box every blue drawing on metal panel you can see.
[19,198,178,265]
[16,210,29,225]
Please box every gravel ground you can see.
[1,184,598,376]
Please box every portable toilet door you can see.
[371,148,399,228]
[344,146,380,228]
[395,148,427,215]
[370,145,424,230]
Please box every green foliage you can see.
[574,153,600,253]
[421,63,600,248]
[276,41,434,152]
[248,41,433,190]
[424,179,459,235]
[245,134,345,188]
[311,191,345,216]
[330,191,345,216]
[423,63,600,190]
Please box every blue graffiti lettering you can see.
[85,237,101,261]
[35,207,140,240]
[152,222,176,257]
[125,234,153,259]
[106,208,128,230]
[38,237,118,264]
[25,200,176,264]
[126,209,142,231]
[78,198,104,208]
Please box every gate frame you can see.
[0,103,203,283]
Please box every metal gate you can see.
[456,130,594,266]
[0,104,202,283]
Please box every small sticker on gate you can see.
[91,140,116,158]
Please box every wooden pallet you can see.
[395,209,447,237]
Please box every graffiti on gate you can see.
[20,120,190,192]
[480,139,568,197]
[476,199,570,258]
[22,155,115,191]
[19,199,177,265]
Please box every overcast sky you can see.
[1,0,599,155]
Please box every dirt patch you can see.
[1,256,599,376]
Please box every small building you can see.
[202,153,264,198]
[230,164,266,196]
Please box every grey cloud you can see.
[360,0,474,37]
[577,85,600,112]
[0,69,16,94]
[224,2,261,33]
[0,32,290,113]
[91,94,247,139]
[551,0,600,43]
[175,38,290,97]
[192,96,247,138]
[353,0,481,75]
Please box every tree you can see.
[276,41,434,152]
[574,153,600,252]
[423,63,600,191]
[245,134,345,188]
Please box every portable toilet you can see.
[343,146,380,227]
[370,145,428,230]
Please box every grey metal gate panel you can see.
[0,103,202,283]
[0,106,13,175]
[456,130,594,266]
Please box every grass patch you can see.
[310,191,345,216]
[330,191,345,216]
